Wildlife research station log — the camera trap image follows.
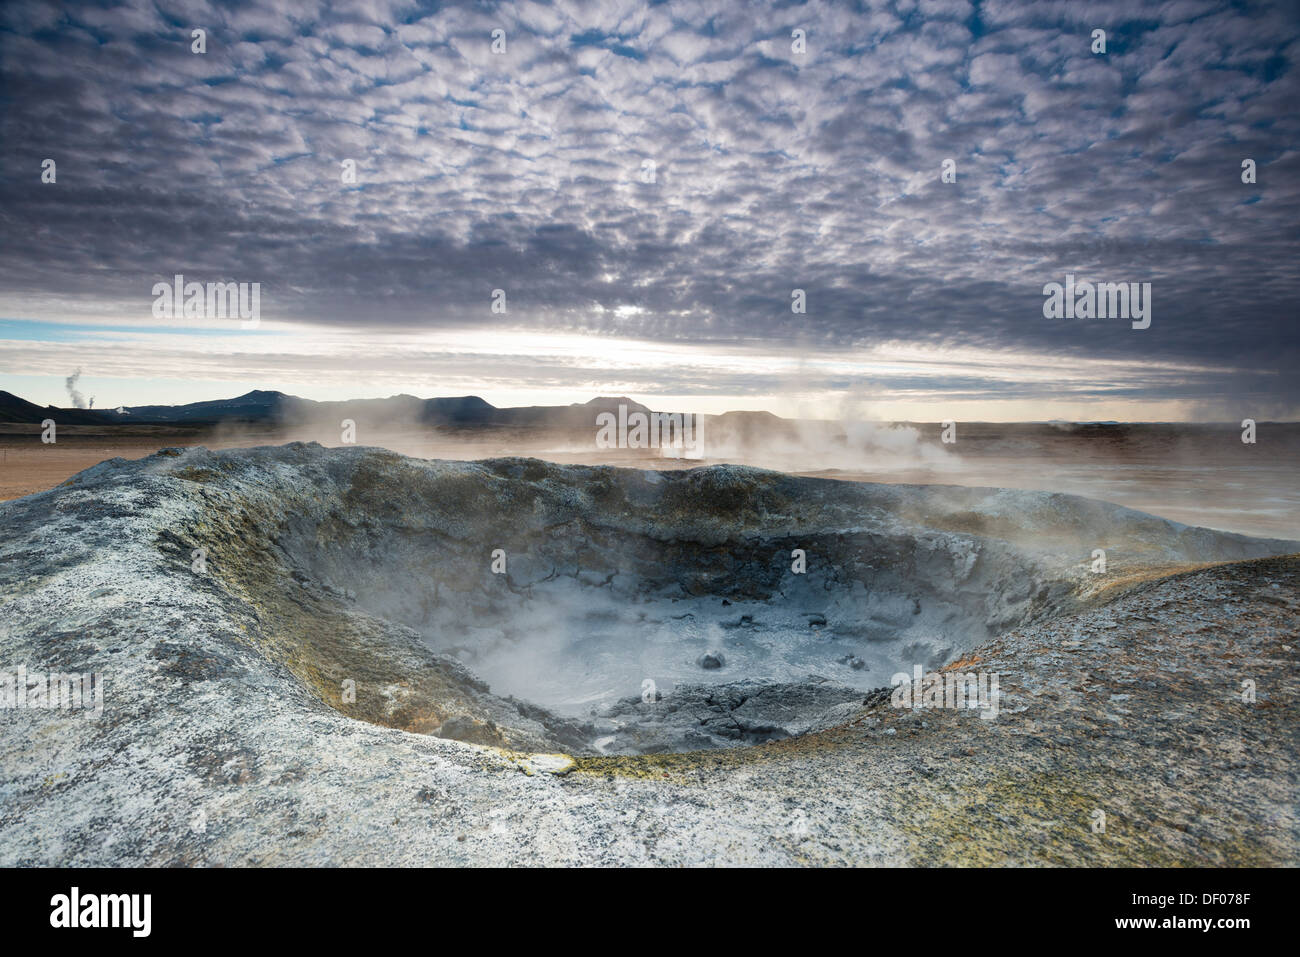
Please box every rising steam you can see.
[64,368,88,409]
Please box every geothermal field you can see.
[3,0,1298,890]
[1,413,1296,866]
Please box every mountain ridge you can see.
[0,389,666,428]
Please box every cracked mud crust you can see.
[0,444,1296,865]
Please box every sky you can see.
[1,0,1297,421]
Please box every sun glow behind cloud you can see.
[0,315,1259,421]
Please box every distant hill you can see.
[0,390,116,425]
[0,389,673,430]
[493,396,654,429]
[112,390,302,424]
[709,409,799,443]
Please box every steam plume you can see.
[65,368,87,409]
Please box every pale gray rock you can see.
[0,443,1296,865]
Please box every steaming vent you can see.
[132,444,1296,756]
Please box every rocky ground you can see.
[0,444,1295,865]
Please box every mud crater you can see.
[261,456,1078,753]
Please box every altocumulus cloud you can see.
[0,0,1297,415]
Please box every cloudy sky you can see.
[1,0,1297,420]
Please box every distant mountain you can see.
[422,395,498,425]
[0,390,116,425]
[112,390,302,424]
[708,409,800,444]
[493,396,654,429]
[0,389,672,430]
